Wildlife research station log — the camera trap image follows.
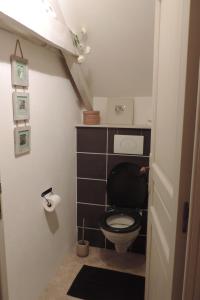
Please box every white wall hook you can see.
[84,46,91,55]
[81,27,87,36]
[70,27,91,64]
[77,55,85,64]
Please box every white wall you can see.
[0,29,81,300]
[58,0,154,98]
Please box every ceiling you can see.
[58,0,155,98]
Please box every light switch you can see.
[114,135,144,155]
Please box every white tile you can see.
[133,97,153,126]
[107,98,134,125]
[93,97,108,124]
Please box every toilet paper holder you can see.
[41,188,53,207]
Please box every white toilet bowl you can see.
[100,211,142,253]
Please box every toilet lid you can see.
[107,162,147,209]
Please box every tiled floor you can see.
[39,247,146,300]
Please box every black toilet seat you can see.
[99,209,142,233]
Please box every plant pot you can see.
[76,240,89,257]
[83,110,100,125]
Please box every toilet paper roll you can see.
[42,193,61,212]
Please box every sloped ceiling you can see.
[0,0,76,55]
[58,0,155,98]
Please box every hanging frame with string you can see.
[12,91,30,121]
[11,39,29,87]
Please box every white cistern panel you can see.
[114,135,144,155]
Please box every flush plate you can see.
[114,135,144,155]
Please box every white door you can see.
[0,180,2,300]
[145,0,194,299]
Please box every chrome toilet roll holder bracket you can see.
[41,187,53,207]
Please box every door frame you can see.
[182,61,200,300]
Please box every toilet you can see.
[99,162,147,253]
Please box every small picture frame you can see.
[14,126,31,156]
[12,92,30,121]
[11,55,29,87]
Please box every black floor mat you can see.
[67,265,145,300]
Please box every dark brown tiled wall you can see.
[77,203,105,228]
[77,127,107,153]
[77,154,106,179]
[76,127,151,254]
[77,179,106,205]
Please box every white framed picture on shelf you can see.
[11,55,29,87]
[14,126,31,156]
[12,92,30,121]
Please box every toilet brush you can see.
[81,218,85,245]
[76,217,89,257]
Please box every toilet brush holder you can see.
[76,218,89,257]
[76,240,89,257]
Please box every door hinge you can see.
[182,201,189,233]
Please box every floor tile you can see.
[39,247,146,300]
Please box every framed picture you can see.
[11,55,29,87]
[12,92,30,121]
[14,126,31,156]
